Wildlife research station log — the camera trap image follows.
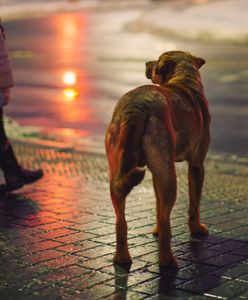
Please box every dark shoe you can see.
[0,184,8,195]
[4,168,44,192]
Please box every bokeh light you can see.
[63,71,77,85]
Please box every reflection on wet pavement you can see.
[3,8,248,154]
[0,142,247,298]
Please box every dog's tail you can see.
[112,165,146,198]
[110,114,147,198]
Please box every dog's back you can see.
[105,80,210,195]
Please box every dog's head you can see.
[146,51,205,85]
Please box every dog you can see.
[105,51,211,267]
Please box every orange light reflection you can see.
[63,87,79,102]
[51,14,96,131]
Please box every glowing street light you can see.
[63,71,77,85]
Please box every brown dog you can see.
[105,51,211,267]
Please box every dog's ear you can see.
[193,56,206,69]
[154,59,176,84]
[145,61,157,79]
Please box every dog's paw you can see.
[159,255,178,269]
[190,223,209,239]
[113,252,132,265]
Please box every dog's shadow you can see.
[112,236,248,298]
[0,192,39,228]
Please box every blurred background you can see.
[1,0,248,155]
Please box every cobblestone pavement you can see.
[0,140,247,300]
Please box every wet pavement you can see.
[3,7,248,155]
[0,140,247,299]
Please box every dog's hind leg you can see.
[152,175,160,237]
[152,167,177,267]
[110,185,132,264]
[144,116,178,267]
[106,131,131,264]
[188,160,208,238]
[105,120,145,265]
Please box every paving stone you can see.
[130,276,192,298]
[230,226,248,237]
[130,225,157,236]
[56,243,93,254]
[78,253,114,270]
[36,228,78,239]
[201,253,244,267]
[0,141,248,299]
[106,270,159,290]
[205,214,238,225]
[174,263,218,281]
[232,290,248,300]
[128,217,155,229]
[37,265,88,283]
[55,231,97,244]
[105,290,148,300]
[138,251,159,264]
[176,274,227,294]
[73,283,115,300]
[40,254,83,270]
[205,235,234,245]
[101,259,153,276]
[131,243,157,259]
[36,221,73,231]
[148,258,191,274]
[20,285,73,300]
[62,270,114,291]
[236,273,248,283]
[11,235,43,247]
[210,262,248,279]
[206,279,248,299]
[79,244,115,259]
[128,235,157,247]
[177,248,219,262]
[25,240,63,253]
[208,240,248,253]
[27,249,65,265]
[85,225,115,237]
[91,233,117,245]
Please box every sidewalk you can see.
[0,138,247,299]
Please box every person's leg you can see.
[0,107,43,191]
[0,107,20,172]
[0,107,7,143]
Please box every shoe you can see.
[0,183,8,195]
[4,167,44,192]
